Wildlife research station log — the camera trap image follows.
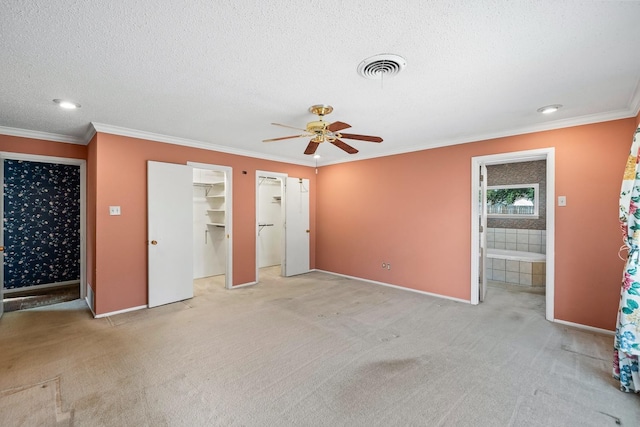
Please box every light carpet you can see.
[0,268,638,426]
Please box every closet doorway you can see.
[189,162,232,290]
[255,171,310,282]
[257,174,284,279]
[148,161,232,309]
[0,152,86,318]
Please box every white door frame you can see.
[256,170,287,280]
[0,152,87,305]
[470,148,555,321]
[188,162,233,289]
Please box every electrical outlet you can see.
[109,206,121,216]
[387,263,391,270]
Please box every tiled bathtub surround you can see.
[486,258,546,287]
[486,228,546,254]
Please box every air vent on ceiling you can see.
[357,54,406,79]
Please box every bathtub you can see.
[485,248,546,287]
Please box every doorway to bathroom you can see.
[471,148,555,321]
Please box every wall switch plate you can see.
[558,196,567,207]
[109,206,121,215]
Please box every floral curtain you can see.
[614,123,640,393]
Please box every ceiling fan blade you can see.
[262,134,309,142]
[271,122,308,132]
[304,141,320,155]
[339,133,383,143]
[330,138,358,154]
[327,121,351,132]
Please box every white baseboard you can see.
[86,283,95,315]
[94,304,147,319]
[85,296,96,317]
[314,269,471,304]
[553,319,615,336]
[231,281,257,289]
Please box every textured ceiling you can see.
[1,1,639,165]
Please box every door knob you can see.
[150,240,158,245]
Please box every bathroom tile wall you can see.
[485,257,546,287]
[486,228,546,254]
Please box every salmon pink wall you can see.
[92,133,315,315]
[316,118,637,330]
[0,135,87,159]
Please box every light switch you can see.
[558,196,567,207]
[109,206,121,215]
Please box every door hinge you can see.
[480,174,484,182]
[480,225,484,232]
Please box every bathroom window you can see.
[486,184,539,218]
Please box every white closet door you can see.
[284,177,310,276]
[148,161,194,307]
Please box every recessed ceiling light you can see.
[53,99,81,109]
[313,154,321,159]
[537,104,562,114]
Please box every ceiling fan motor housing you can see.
[306,120,328,134]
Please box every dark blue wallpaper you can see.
[3,160,80,289]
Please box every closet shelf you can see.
[207,209,225,213]
[206,195,225,199]
[207,222,225,227]
[258,223,274,235]
[272,195,281,201]
[194,180,224,185]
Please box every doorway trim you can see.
[187,162,233,289]
[470,148,555,321]
[0,152,87,300]
[256,170,287,281]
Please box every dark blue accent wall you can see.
[3,160,80,290]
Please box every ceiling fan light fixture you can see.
[537,104,562,114]
[357,54,406,79]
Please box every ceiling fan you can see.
[263,105,383,155]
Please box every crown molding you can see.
[319,107,637,166]
[2,104,636,168]
[90,122,314,167]
[628,76,640,118]
[0,126,86,145]
[83,125,97,144]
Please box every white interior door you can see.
[480,164,488,302]
[148,161,194,307]
[284,177,310,276]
